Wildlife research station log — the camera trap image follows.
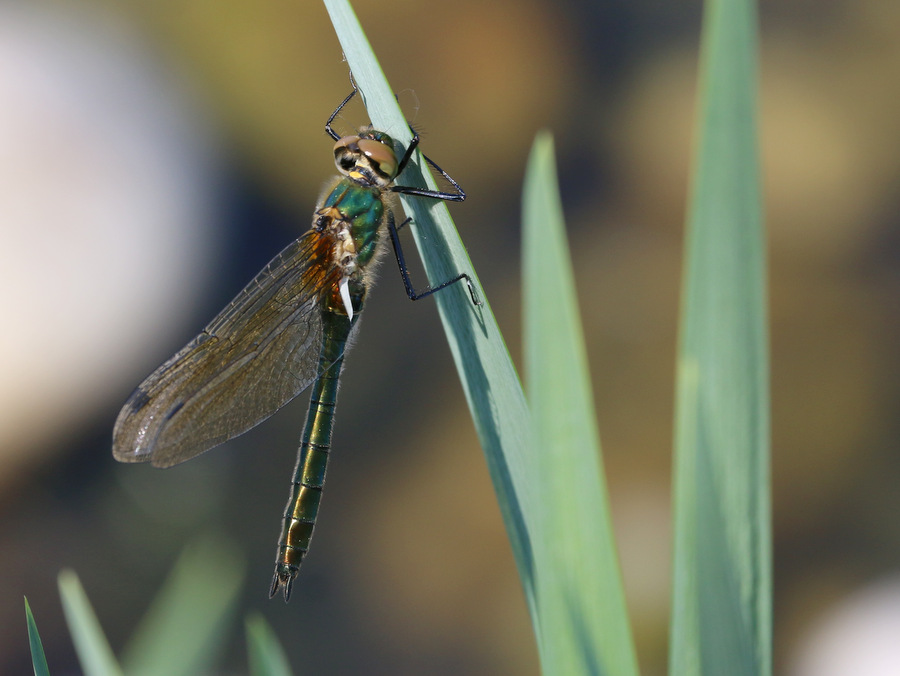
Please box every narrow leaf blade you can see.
[58,570,124,676]
[669,0,770,673]
[120,536,245,676]
[523,132,639,676]
[25,597,51,676]
[323,0,540,626]
[246,613,293,676]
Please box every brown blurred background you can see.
[2,0,899,674]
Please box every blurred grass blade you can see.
[25,597,51,676]
[120,536,245,676]
[323,0,540,624]
[246,613,293,676]
[58,570,123,676]
[669,0,770,673]
[523,132,639,676]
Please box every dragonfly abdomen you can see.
[270,308,354,601]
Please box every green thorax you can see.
[323,179,385,268]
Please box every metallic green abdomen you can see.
[271,309,354,600]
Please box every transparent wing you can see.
[113,230,344,468]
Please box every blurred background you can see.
[2,0,899,673]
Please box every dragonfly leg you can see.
[325,73,360,142]
[329,72,465,203]
[387,211,481,306]
[392,140,466,203]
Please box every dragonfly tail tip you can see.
[269,565,298,602]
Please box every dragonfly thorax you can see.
[333,129,398,189]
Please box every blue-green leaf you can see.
[120,536,245,676]
[322,0,540,625]
[58,570,123,676]
[669,0,770,673]
[246,613,293,676]
[25,597,51,676]
[523,132,639,676]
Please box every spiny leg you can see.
[328,73,466,203]
[387,211,481,306]
[392,134,466,202]
[325,74,360,142]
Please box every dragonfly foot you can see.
[464,277,483,307]
[269,564,299,602]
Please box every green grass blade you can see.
[58,570,123,676]
[669,0,770,672]
[323,0,540,623]
[523,132,639,676]
[25,597,51,676]
[246,613,293,676]
[120,536,246,676]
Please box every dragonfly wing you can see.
[113,230,343,468]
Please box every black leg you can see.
[392,133,466,202]
[325,75,359,141]
[328,73,466,203]
[387,212,481,306]
[395,130,420,176]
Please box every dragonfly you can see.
[112,80,480,601]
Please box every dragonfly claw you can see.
[270,564,298,602]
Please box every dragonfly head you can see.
[333,130,398,188]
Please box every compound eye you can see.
[333,135,362,173]
[356,138,397,179]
